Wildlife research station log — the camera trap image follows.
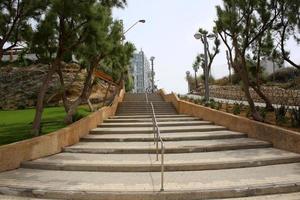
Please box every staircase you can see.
[1,93,300,199]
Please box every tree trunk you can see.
[102,82,111,107]
[238,69,263,122]
[250,83,274,111]
[64,66,95,124]
[31,69,55,136]
[56,67,70,112]
[0,49,3,62]
[87,99,94,112]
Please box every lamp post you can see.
[150,56,155,93]
[123,19,146,35]
[186,71,191,93]
[194,32,210,101]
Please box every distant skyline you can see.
[113,0,300,94]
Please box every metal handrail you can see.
[145,92,148,103]
[150,102,165,191]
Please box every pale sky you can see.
[113,0,300,94]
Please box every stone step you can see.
[21,148,300,172]
[104,117,200,123]
[110,114,190,119]
[118,101,173,107]
[116,108,176,112]
[1,163,300,199]
[99,121,213,128]
[0,195,52,200]
[90,125,227,134]
[116,112,178,116]
[220,192,300,200]
[64,138,272,154]
[116,111,177,114]
[82,131,246,142]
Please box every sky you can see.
[113,0,300,94]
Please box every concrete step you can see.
[0,195,53,200]
[99,121,213,128]
[1,163,300,199]
[110,114,190,119]
[90,125,227,134]
[64,138,272,154]
[82,131,246,142]
[104,117,200,123]
[219,192,300,200]
[116,108,176,112]
[116,112,178,116]
[21,148,300,172]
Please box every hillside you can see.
[0,64,115,110]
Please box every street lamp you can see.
[194,32,212,101]
[123,19,146,35]
[150,56,155,93]
[186,71,191,93]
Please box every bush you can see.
[17,104,26,110]
[268,67,300,83]
[275,105,287,125]
[215,76,230,86]
[257,107,267,120]
[232,103,241,115]
[291,107,300,127]
[72,112,85,122]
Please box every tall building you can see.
[130,50,151,93]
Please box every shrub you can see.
[72,112,85,122]
[291,107,300,127]
[232,103,241,115]
[257,107,267,120]
[216,102,222,110]
[17,104,26,110]
[268,67,300,83]
[214,76,230,86]
[275,105,287,125]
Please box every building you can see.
[130,50,151,93]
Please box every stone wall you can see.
[0,64,115,110]
[195,85,300,106]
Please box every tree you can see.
[30,0,128,135]
[63,14,135,124]
[0,0,46,60]
[197,28,220,76]
[215,0,279,121]
[192,56,200,88]
[275,0,300,70]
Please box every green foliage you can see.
[291,107,300,127]
[72,111,85,122]
[257,107,267,119]
[0,0,47,54]
[232,103,241,115]
[275,105,287,125]
[268,67,300,82]
[125,75,134,92]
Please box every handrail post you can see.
[160,140,165,191]
[150,101,165,192]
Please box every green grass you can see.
[0,106,91,146]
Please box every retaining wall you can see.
[159,89,300,154]
[0,88,124,172]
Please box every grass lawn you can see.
[0,106,91,146]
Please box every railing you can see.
[150,101,165,191]
[145,92,148,103]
